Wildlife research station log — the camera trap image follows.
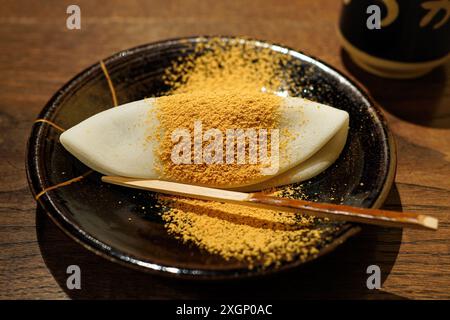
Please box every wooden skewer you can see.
[101,176,438,231]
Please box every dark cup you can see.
[338,0,450,78]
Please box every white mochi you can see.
[60,96,349,190]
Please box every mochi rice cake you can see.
[60,92,349,191]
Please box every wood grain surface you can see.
[0,0,449,299]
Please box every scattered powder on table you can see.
[152,37,336,268]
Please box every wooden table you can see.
[1,0,449,300]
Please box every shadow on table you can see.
[36,184,406,300]
[341,49,450,129]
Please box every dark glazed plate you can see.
[26,36,396,279]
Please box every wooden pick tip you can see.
[422,216,438,230]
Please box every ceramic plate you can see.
[26,37,396,279]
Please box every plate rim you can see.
[26,36,397,279]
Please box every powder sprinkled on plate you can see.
[159,195,336,269]
[163,37,295,95]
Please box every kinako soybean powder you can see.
[150,38,339,269]
[154,91,283,187]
